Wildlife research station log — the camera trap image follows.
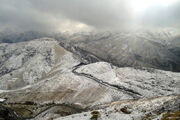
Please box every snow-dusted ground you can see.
[0,39,127,106]
[61,30,180,72]
[0,38,61,90]
[76,62,180,98]
[0,98,5,102]
[0,38,179,120]
[53,95,180,120]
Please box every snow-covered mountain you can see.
[1,30,180,72]
[0,37,179,120]
[59,31,180,72]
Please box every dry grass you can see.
[54,44,66,64]
[161,111,180,120]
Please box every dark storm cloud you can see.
[0,0,179,32]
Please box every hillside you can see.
[1,31,180,72]
[0,38,179,120]
[59,31,180,72]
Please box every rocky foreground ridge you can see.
[0,38,179,120]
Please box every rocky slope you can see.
[0,38,179,120]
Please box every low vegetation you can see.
[161,111,180,120]
[91,110,100,120]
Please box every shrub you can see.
[90,110,100,120]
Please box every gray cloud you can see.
[139,3,180,27]
[0,0,179,33]
[29,0,133,27]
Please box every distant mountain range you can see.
[0,31,48,43]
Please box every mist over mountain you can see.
[0,31,49,43]
[0,0,180,120]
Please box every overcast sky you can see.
[0,0,179,33]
